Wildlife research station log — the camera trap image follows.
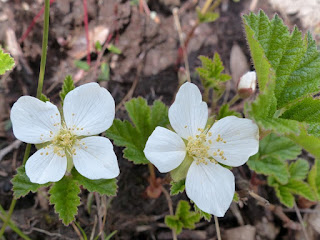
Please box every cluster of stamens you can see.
[212,134,227,160]
[51,126,78,157]
[186,128,228,165]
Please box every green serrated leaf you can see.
[170,179,185,195]
[276,185,295,208]
[247,133,301,184]
[285,179,315,201]
[0,49,15,75]
[106,98,169,165]
[196,53,231,90]
[281,97,320,137]
[74,60,90,71]
[12,165,47,199]
[289,159,309,180]
[243,11,320,109]
[165,200,201,234]
[49,176,80,225]
[60,75,75,103]
[196,7,219,23]
[217,104,241,120]
[71,168,117,196]
[248,155,289,184]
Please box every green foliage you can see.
[49,176,80,225]
[281,97,320,137]
[98,62,110,81]
[308,159,320,200]
[244,11,320,109]
[72,169,117,196]
[243,11,320,158]
[196,53,231,90]
[0,49,15,75]
[12,165,47,199]
[39,93,50,102]
[165,200,201,234]
[74,60,90,71]
[217,104,241,120]
[233,192,239,202]
[247,133,301,184]
[106,98,169,164]
[170,179,185,195]
[268,159,314,207]
[196,8,219,23]
[60,75,75,103]
[107,44,122,55]
[95,41,102,51]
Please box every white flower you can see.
[237,71,256,98]
[10,82,120,184]
[144,82,259,217]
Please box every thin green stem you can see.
[36,0,50,99]
[228,94,240,106]
[0,0,50,237]
[214,215,221,240]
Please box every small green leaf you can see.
[275,185,295,208]
[196,53,231,89]
[95,41,102,51]
[233,192,239,202]
[72,168,117,196]
[74,60,90,71]
[98,62,110,81]
[165,200,201,234]
[196,8,219,23]
[49,176,80,225]
[106,98,169,165]
[107,44,122,54]
[12,165,47,199]
[217,104,241,120]
[39,93,50,102]
[170,179,185,195]
[285,179,315,201]
[59,75,75,103]
[289,159,309,180]
[0,49,15,75]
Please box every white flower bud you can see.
[237,71,256,98]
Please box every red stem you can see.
[83,0,91,65]
[19,0,55,43]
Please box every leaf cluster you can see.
[196,53,231,91]
[165,200,201,234]
[106,98,169,164]
[12,166,117,225]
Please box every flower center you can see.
[186,129,211,165]
[51,127,77,157]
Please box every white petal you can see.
[10,96,61,144]
[168,82,208,139]
[144,127,186,173]
[207,116,259,167]
[73,136,119,179]
[185,161,235,217]
[25,145,67,184]
[63,83,115,136]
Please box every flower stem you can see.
[0,0,50,237]
[214,215,222,240]
[36,0,50,99]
